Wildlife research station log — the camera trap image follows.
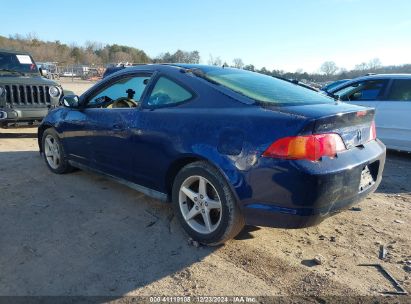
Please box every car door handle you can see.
[112,123,125,130]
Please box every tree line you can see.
[1,33,410,82]
[244,59,411,83]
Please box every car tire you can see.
[172,161,245,245]
[41,128,73,174]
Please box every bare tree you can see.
[354,62,368,71]
[85,41,103,52]
[111,51,133,63]
[367,58,382,70]
[208,54,222,66]
[232,58,244,69]
[320,61,338,76]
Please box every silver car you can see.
[329,74,411,152]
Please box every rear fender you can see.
[188,145,253,209]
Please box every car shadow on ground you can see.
[234,225,261,241]
[375,150,411,195]
[0,151,216,297]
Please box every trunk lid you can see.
[264,102,375,149]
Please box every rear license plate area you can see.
[359,162,378,192]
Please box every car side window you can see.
[147,77,193,107]
[88,75,151,109]
[387,79,411,101]
[334,80,387,101]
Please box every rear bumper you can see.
[0,107,49,122]
[240,139,386,228]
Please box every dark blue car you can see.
[38,64,386,245]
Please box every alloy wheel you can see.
[44,134,61,169]
[178,175,223,234]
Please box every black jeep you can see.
[0,49,62,127]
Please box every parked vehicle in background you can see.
[102,63,139,78]
[102,66,125,78]
[62,72,77,77]
[36,62,60,80]
[38,64,385,245]
[0,49,63,127]
[321,79,351,92]
[328,74,411,152]
[81,68,103,80]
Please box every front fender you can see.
[37,108,68,152]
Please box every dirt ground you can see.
[0,80,410,299]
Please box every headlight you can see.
[0,86,5,97]
[49,86,61,98]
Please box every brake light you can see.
[262,134,346,161]
[370,121,376,140]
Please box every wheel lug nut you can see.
[194,197,198,201]
[195,206,199,210]
[200,195,203,199]
[205,202,208,206]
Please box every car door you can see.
[375,79,411,151]
[332,79,389,110]
[131,75,196,190]
[59,107,94,165]
[81,72,152,179]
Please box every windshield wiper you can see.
[0,69,26,76]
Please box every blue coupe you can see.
[38,64,386,245]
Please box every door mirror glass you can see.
[39,67,47,77]
[62,95,80,108]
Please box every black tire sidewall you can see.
[172,163,236,244]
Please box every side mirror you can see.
[62,95,80,108]
[39,68,47,77]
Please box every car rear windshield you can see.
[0,52,38,75]
[203,68,333,105]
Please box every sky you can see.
[1,0,411,73]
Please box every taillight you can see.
[369,121,376,140]
[263,134,346,161]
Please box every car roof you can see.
[358,73,411,79]
[0,48,32,55]
[329,73,411,92]
[104,64,231,80]
[113,63,226,73]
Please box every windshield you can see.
[0,52,39,75]
[322,79,350,92]
[202,68,334,105]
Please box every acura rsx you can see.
[38,64,386,245]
